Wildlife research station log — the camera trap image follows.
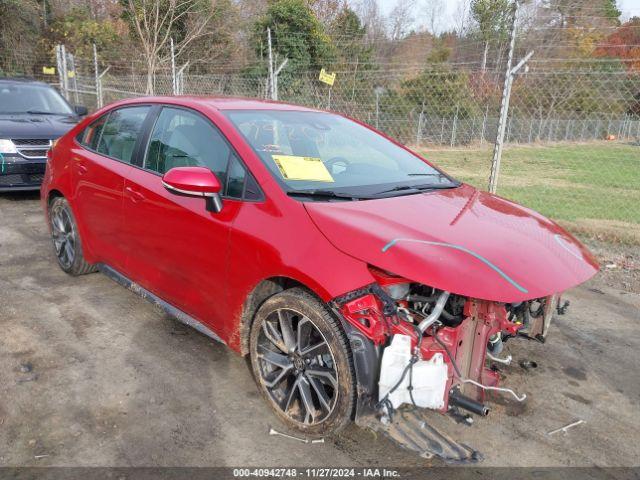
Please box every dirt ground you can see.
[1,192,639,468]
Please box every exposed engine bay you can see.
[333,266,566,461]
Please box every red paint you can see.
[121,166,242,334]
[339,294,389,345]
[368,265,410,288]
[42,96,598,358]
[305,183,599,303]
[162,166,222,193]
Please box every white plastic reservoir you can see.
[378,334,449,410]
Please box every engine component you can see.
[418,290,450,332]
[449,390,490,416]
[459,378,527,402]
[487,351,512,365]
[487,332,503,354]
[383,282,410,300]
[431,320,527,403]
[378,334,448,410]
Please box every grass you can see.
[417,142,640,244]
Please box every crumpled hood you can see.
[0,114,79,138]
[304,184,599,303]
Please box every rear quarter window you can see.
[78,113,110,151]
[77,106,150,164]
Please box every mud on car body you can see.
[40,96,599,462]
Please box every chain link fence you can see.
[2,46,639,244]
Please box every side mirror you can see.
[74,105,88,116]
[162,166,223,213]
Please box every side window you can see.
[225,153,246,199]
[78,113,110,151]
[145,107,230,182]
[96,106,150,163]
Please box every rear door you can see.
[73,105,151,271]
[121,106,258,334]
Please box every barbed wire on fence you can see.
[1,31,639,242]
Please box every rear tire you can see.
[249,288,355,437]
[49,197,97,276]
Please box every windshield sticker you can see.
[272,155,334,183]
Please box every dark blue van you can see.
[0,78,86,191]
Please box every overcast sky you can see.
[374,0,640,33]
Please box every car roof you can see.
[0,77,53,87]
[110,95,324,113]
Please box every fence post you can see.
[62,45,70,100]
[267,28,275,100]
[55,45,65,97]
[488,0,519,194]
[96,62,111,109]
[375,89,380,129]
[416,102,424,146]
[170,38,177,95]
[450,105,459,147]
[67,53,80,104]
[480,105,488,145]
[624,114,631,140]
[273,58,287,102]
[56,44,70,100]
[93,44,101,108]
[176,62,189,95]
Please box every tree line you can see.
[1,0,638,118]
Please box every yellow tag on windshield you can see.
[272,155,334,183]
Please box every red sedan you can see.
[41,97,598,461]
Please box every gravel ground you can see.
[1,192,639,468]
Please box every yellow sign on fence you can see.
[318,68,336,86]
[42,66,56,75]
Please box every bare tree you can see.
[453,0,473,36]
[123,0,216,94]
[353,0,386,43]
[389,0,416,40]
[425,0,446,35]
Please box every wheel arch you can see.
[47,188,65,205]
[238,276,330,356]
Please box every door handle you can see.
[76,162,88,175]
[125,186,145,203]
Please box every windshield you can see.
[225,110,458,199]
[0,83,74,115]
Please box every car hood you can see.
[304,183,599,303]
[0,113,79,139]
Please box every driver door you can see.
[121,106,248,333]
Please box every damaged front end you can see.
[331,267,566,463]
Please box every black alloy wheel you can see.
[49,197,96,276]
[249,288,355,436]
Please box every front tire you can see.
[249,288,355,436]
[49,197,96,276]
